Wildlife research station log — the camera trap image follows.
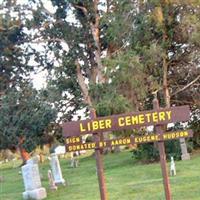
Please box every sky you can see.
[17,0,70,90]
[31,70,47,90]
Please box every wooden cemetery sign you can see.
[63,105,190,137]
[62,101,192,200]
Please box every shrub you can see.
[132,139,190,162]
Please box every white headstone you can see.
[27,156,39,165]
[70,152,79,168]
[54,146,66,155]
[22,160,47,200]
[48,170,57,190]
[50,153,65,185]
[170,156,176,176]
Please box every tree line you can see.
[0,0,199,161]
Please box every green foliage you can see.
[103,0,200,142]
[89,82,131,118]
[101,0,134,47]
[132,140,183,162]
[0,16,30,91]
[189,109,200,148]
[103,51,150,111]
[165,140,182,160]
[132,123,192,162]
[0,84,57,152]
[132,143,159,163]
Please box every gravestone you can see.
[48,170,57,190]
[180,138,190,160]
[70,152,79,168]
[31,155,40,164]
[22,159,47,200]
[50,153,65,185]
[170,157,176,176]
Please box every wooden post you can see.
[90,109,108,200]
[153,97,172,200]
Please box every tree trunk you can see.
[74,1,110,155]
[161,3,190,160]
[76,60,93,107]
[163,56,171,108]
[18,137,30,165]
[90,0,105,84]
[19,147,30,165]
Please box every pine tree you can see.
[0,84,56,163]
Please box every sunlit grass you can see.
[1,151,200,200]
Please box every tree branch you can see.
[73,4,88,16]
[75,60,92,107]
[171,99,194,105]
[106,0,110,13]
[172,75,200,96]
[30,38,68,46]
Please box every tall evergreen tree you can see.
[0,84,57,163]
[0,1,57,161]
[101,0,200,158]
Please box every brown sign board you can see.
[66,129,193,152]
[62,106,190,137]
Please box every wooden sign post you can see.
[153,97,171,200]
[90,109,108,200]
[62,101,192,200]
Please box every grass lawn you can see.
[0,150,200,200]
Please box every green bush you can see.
[132,143,159,163]
[132,139,189,162]
[189,109,200,149]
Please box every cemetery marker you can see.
[22,159,47,200]
[63,105,190,137]
[62,98,192,200]
[50,153,66,186]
